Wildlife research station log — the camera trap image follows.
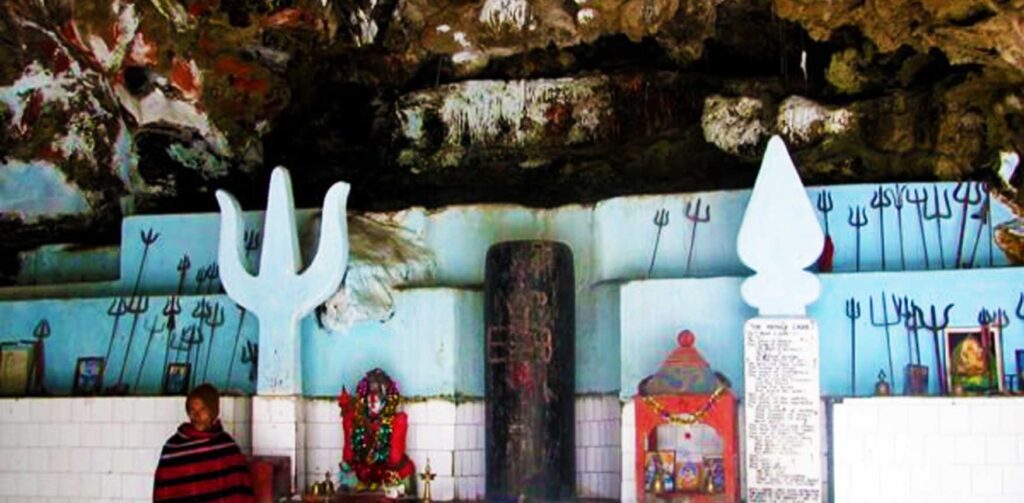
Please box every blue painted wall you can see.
[619,268,1024,399]
[0,295,257,395]
[0,181,1019,399]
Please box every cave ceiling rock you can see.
[394,76,615,171]
[776,96,855,148]
[701,95,769,159]
[412,0,723,70]
[775,0,1024,83]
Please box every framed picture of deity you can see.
[943,326,1004,396]
[163,363,191,395]
[72,357,104,396]
[643,450,676,494]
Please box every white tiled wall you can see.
[0,397,250,503]
[575,395,622,499]
[0,394,623,502]
[833,397,1024,503]
[252,395,304,493]
[302,395,621,501]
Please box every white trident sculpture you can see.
[216,167,350,395]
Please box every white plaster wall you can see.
[833,397,1024,503]
[0,397,251,503]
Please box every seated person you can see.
[154,383,254,502]
[339,368,415,494]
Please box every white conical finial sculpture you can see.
[737,136,824,315]
[216,167,350,395]
[739,136,824,503]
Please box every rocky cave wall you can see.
[2,0,1024,266]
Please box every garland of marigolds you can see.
[642,384,727,425]
[352,378,401,465]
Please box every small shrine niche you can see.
[634,330,738,502]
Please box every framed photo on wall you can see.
[72,357,104,396]
[163,363,191,395]
[0,343,34,396]
[943,326,1004,395]
[1016,349,1024,393]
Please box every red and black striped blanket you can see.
[154,421,254,502]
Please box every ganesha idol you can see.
[338,368,415,496]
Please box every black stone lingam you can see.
[484,240,575,501]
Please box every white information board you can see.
[744,318,822,503]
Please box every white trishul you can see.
[216,167,350,395]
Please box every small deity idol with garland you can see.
[338,368,415,494]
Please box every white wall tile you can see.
[49,401,70,424]
[425,450,453,477]
[78,473,100,498]
[455,402,470,425]
[90,448,113,474]
[997,401,1024,434]
[56,473,80,498]
[972,464,1003,496]
[402,402,426,424]
[0,425,16,447]
[939,402,971,434]
[58,424,80,447]
[471,450,485,477]
[464,425,477,451]
[143,423,169,447]
[971,403,1001,434]
[17,423,39,447]
[112,449,134,474]
[154,397,183,422]
[940,463,971,496]
[79,424,103,448]
[99,474,120,499]
[100,424,123,448]
[29,400,51,423]
[427,400,456,425]
[9,401,30,423]
[269,399,296,424]
[110,399,133,423]
[437,424,455,451]
[923,434,953,466]
[1002,464,1024,495]
[26,448,47,472]
[16,473,38,496]
[132,399,155,423]
[414,424,439,451]
[0,402,14,423]
[956,434,986,465]
[122,474,152,499]
[455,425,471,450]
[37,425,59,448]
[48,450,70,473]
[135,448,159,474]
[307,400,335,424]
[252,397,271,423]
[429,476,455,501]
[68,448,90,473]
[454,476,484,500]
[35,473,58,497]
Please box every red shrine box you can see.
[633,330,739,502]
[250,455,292,503]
